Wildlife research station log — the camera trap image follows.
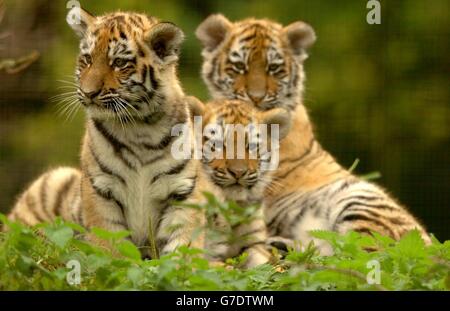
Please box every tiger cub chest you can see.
[96,158,196,246]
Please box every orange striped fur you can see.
[197,15,431,253]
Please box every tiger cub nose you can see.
[227,167,247,179]
[247,91,266,104]
[84,89,101,99]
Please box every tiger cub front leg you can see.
[81,174,128,251]
[233,208,272,268]
[156,205,206,255]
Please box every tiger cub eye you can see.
[113,58,127,68]
[83,54,92,65]
[233,62,246,71]
[268,64,280,72]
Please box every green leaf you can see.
[395,230,427,258]
[91,227,130,241]
[117,240,141,261]
[127,267,144,286]
[44,226,74,248]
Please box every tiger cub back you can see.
[9,167,81,226]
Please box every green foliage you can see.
[0,0,449,242]
[180,192,263,249]
[0,214,448,291]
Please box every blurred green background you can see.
[0,0,448,239]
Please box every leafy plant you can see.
[0,210,448,291]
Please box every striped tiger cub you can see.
[191,99,292,267]
[196,15,431,253]
[9,8,218,257]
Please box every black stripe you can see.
[292,67,299,87]
[167,175,197,202]
[143,133,173,150]
[141,65,148,84]
[114,15,126,23]
[105,217,128,228]
[304,150,326,170]
[354,228,374,235]
[268,194,305,229]
[240,226,266,237]
[39,174,53,219]
[276,141,317,179]
[239,241,266,254]
[87,173,125,214]
[89,143,126,184]
[346,207,406,226]
[208,57,223,91]
[137,42,146,57]
[53,175,77,216]
[339,214,395,237]
[335,201,396,224]
[336,195,382,205]
[130,15,144,28]
[25,193,45,222]
[143,153,168,166]
[76,201,84,226]
[283,201,318,235]
[92,119,137,169]
[151,160,189,184]
[330,179,360,197]
[279,138,315,165]
[270,191,298,208]
[92,184,125,214]
[148,65,158,90]
[239,33,257,43]
[156,237,169,253]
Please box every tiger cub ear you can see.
[283,21,316,57]
[66,7,96,38]
[262,108,292,139]
[146,22,185,65]
[196,14,232,51]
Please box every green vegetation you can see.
[0,0,448,240]
[1,211,448,291]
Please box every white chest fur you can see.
[87,118,196,247]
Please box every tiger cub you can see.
[191,99,291,267]
[9,8,218,257]
[196,15,431,253]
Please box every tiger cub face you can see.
[193,100,291,204]
[67,8,184,121]
[196,15,316,110]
